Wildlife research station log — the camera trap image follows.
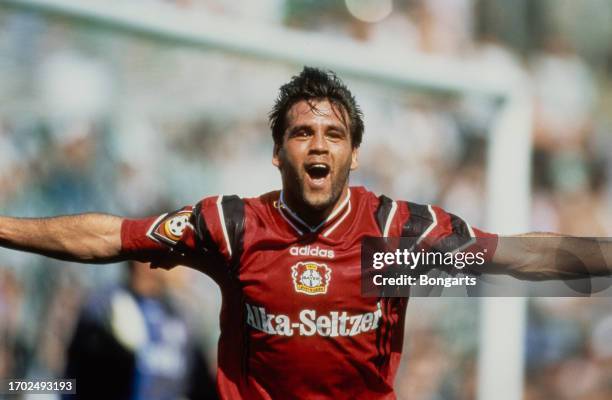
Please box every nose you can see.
[309,130,328,154]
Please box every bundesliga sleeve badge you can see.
[291,262,332,295]
[146,209,193,246]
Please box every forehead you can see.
[285,99,349,130]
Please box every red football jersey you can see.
[121,186,496,399]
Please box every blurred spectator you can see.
[63,261,217,400]
[0,268,28,379]
[0,118,28,205]
[413,0,475,54]
[32,268,85,379]
[532,39,595,153]
[525,298,612,400]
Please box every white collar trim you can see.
[278,188,352,236]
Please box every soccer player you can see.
[0,67,610,399]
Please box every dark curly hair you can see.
[269,67,364,148]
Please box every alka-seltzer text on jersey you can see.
[121,187,497,400]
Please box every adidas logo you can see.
[289,245,335,259]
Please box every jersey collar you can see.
[277,188,352,238]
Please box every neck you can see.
[281,186,349,228]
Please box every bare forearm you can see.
[492,233,612,280]
[0,214,124,263]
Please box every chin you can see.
[302,192,331,210]
[307,191,340,211]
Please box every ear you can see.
[350,147,359,171]
[272,143,281,168]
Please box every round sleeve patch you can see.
[147,209,194,246]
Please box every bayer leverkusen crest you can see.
[291,262,332,295]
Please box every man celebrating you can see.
[0,67,610,399]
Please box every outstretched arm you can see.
[489,233,612,280]
[0,214,124,263]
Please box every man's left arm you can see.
[488,233,612,280]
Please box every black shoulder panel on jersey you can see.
[220,195,245,273]
[193,202,220,256]
[433,213,474,253]
[450,214,471,237]
[401,202,434,238]
[375,195,394,235]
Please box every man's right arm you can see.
[0,214,124,263]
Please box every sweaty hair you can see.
[269,67,364,148]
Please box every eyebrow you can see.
[288,123,349,134]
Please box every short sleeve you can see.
[120,195,244,271]
[120,201,221,270]
[429,206,497,258]
[121,206,200,269]
[401,202,498,262]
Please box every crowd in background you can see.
[1,0,611,399]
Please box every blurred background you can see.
[0,0,611,399]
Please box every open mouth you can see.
[305,164,331,187]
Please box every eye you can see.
[326,129,346,141]
[290,129,311,139]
